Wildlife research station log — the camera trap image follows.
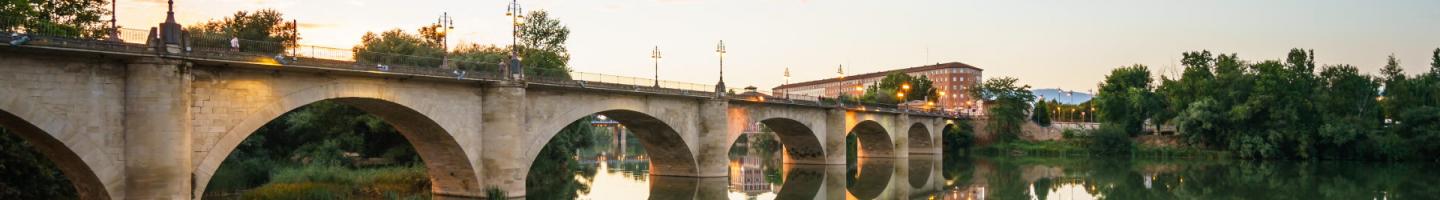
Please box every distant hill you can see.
[1032,88,1093,104]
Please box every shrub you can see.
[1087,125,1134,156]
[249,165,430,199]
[486,187,508,200]
[243,182,348,200]
[943,121,976,154]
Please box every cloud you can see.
[298,22,336,29]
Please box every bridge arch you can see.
[195,94,481,198]
[849,120,894,158]
[524,109,698,178]
[755,118,826,164]
[908,122,936,154]
[0,109,110,199]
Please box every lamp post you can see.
[939,91,947,112]
[107,0,119,41]
[437,12,455,69]
[715,40,727,95]
[506,0,524,79]
[783,67,790,99]
[651,46,662,87]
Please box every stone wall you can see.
[0,51,127,199]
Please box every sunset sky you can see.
[116,0,1440,91]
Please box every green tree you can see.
[186,9,297,54]
[1095,65,1158,136]
[0,0,111,38]
[970,77,1035,142]
[450,43,508,72]
[1315,64,1382,158]
[1031,100,1052,126]
[526,117,597,200]
[942,121,975,154]
[353,28,445,67]
[1431,48,1440,77]
[518,10,573,79]
[1088,125,1135,156]
[860,72,937,105]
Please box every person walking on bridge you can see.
[229,36,240,52]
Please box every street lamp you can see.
[715,40,727,95]
[651,46,662,87]
[783,67,791,99]
[437,12,455,69]
[506,0,525,79]
[938,91,947,112]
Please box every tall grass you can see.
[242,165,430,200]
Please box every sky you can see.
[115,0,1440,91]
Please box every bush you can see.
[943,121,976,154]
[243,182,349,200]
[486,187,508,200]
[1087,126,1134,156]
[247,165,429,199]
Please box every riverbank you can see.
[211,165,430,200]
[976,140,1232,160]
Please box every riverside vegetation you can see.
[948,48,1440,162]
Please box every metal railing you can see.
[0,16,963,118]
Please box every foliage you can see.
[186,9,297,54]
[1087,125,1134,156]
[242,165,429,200]
[450,43,509,72]
[1315,65,1382,158]
[970,77,1036,142]
[942,121,976,154]
[1148,48,1440,160]
[353,28,445,67]
[518,10,573,79]
[485,187,507,200]
[0,128,76,199]
[0,0,111,38]
[1031,100,1052,126]
[526,117,597,200]
[859,72,938,104]
[1095,65,1159,135]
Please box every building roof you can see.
[773,62,983,90]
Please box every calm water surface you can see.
[558,150,1440,199]
[554,126,1439,199]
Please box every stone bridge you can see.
[0,41,958,199]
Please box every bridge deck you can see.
[0,31,962,119]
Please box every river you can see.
[545,143,1440,199]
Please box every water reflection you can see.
[551,129,946,200]
[541,125,1440,200]
[940,155,1440,200]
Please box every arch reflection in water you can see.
[564,149,949,199]
[557,121,950,200]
